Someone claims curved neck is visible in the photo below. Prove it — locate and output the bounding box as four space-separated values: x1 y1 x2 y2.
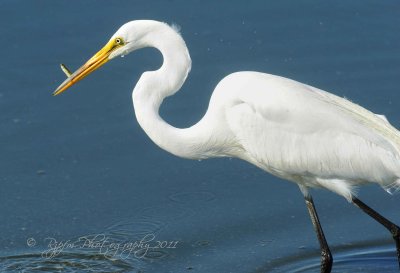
132 23 214 159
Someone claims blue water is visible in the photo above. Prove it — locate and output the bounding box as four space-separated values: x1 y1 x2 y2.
1 0 400 272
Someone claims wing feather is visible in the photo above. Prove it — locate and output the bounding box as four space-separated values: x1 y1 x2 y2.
220 72 400 188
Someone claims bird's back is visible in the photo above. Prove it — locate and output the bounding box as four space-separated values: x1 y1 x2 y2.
209 71 400 198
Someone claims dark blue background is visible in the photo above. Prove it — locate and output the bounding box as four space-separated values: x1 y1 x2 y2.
1 1 399 272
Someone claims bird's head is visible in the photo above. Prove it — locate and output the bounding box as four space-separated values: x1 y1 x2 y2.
53 21 144 96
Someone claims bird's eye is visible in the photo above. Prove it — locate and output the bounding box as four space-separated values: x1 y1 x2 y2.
115 38 124 45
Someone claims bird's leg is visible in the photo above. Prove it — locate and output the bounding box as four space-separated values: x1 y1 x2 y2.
304 195 333 273
351 196 400 268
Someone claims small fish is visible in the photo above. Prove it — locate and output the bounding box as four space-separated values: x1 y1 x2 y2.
60 63 72 77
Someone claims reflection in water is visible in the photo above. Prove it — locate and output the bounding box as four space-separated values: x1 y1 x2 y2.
259 241 398 273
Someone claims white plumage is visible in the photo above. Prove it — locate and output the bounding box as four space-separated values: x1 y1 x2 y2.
115 21 400 202
218 72 400 200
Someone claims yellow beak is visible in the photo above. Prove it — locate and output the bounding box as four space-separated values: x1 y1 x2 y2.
53 39 118 96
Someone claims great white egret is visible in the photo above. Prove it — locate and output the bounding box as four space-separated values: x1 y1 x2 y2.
53 20 400 272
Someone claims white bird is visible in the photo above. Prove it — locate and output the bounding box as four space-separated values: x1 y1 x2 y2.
53 20 400 272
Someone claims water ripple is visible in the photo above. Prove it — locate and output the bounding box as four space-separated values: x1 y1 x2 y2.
104 219 170 261
105 219 167 242
259 242 398 273
0 252 140 273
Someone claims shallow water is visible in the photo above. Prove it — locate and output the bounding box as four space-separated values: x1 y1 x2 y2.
1 0 400 272
264 241 399 273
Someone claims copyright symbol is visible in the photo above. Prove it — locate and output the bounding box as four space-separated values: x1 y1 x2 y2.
27 238 36 247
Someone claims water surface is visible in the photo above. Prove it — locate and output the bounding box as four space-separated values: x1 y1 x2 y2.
1 0 400 272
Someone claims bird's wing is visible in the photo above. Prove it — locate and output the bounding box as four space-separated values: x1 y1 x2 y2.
222 73 400 187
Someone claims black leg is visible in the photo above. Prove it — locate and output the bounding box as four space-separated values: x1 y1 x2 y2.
352 196 400 268
304 195 333 273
